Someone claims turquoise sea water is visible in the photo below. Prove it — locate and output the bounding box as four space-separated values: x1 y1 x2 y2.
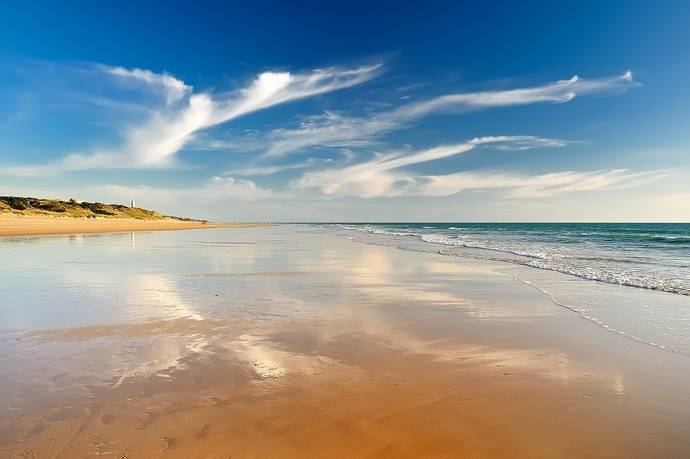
320 223 690 355
325 223 690 295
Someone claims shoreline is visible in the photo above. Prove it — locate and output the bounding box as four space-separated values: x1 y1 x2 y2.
0 215 264 237
337 224 690 356
1 225 689 457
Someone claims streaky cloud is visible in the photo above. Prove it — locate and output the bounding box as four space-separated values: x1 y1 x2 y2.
295 136 568 197
102 65 192 105
295 136 662 199
226 158 333 177
102 62 382 169
1 62 383 175
420 168 665 199
263 71 636 157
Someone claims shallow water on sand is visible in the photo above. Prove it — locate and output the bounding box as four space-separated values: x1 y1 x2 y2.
1 226 689 457
326 224 690 356
327 223 690 295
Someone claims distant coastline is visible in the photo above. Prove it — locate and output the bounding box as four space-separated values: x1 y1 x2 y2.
0 196 205 222
0 196 262 237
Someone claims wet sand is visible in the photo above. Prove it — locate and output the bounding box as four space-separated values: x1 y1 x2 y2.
0 215 261 237
1 226 689 457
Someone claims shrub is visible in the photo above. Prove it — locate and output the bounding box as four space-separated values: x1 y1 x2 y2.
36 201 67 213
1 196 31 210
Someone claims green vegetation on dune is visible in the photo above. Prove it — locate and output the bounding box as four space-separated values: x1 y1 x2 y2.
0 196 205 222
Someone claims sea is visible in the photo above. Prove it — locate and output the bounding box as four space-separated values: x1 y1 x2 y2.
318 223 690 355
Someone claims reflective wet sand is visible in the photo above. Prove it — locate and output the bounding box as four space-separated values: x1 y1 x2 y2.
1 226 689 457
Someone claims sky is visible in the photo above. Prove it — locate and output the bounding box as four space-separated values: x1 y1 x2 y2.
0 1 689 222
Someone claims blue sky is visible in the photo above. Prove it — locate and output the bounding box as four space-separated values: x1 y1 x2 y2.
1 1 689 221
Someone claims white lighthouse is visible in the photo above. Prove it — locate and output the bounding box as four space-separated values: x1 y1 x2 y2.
130 200 136 208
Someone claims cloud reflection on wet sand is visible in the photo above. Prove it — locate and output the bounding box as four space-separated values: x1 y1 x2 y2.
1 226 688 457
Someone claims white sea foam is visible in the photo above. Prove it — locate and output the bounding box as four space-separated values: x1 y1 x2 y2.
327 222 690 356
336 224 690 296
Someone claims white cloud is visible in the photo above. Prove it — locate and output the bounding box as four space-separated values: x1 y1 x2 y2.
203 176 274 200
226 164 304 177
296 136 567 197
107 63 381 169
392 71 635 118
226 157 332 176
419 169 665 199
295 136 663 199
264 111 396 157
102 65 192 105
1 62 383 175
263 71 636 157
2 63 659 216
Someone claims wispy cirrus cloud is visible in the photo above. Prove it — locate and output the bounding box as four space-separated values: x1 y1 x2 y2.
262 71 635 157
419 169 665 199
295 136 566 197
101 65 192 105
295 135 663 198
1 62 383 175
226 157 335 177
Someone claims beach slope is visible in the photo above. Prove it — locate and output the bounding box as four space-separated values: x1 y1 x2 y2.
0 196 259 236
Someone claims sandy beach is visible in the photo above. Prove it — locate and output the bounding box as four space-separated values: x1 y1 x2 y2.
1 225 689 458
3 1 689 457
0 215 261 237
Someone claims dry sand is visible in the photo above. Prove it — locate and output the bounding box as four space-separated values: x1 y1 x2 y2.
0 215 261 237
